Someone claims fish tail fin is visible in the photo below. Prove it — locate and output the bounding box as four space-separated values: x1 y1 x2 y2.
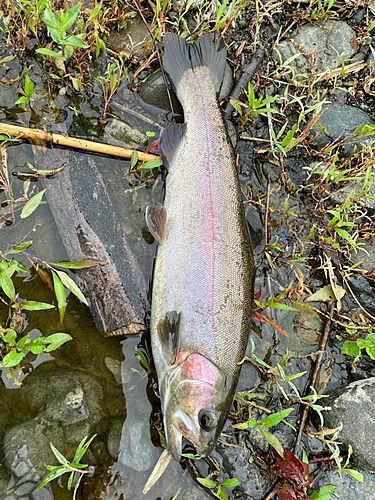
163 32 227 94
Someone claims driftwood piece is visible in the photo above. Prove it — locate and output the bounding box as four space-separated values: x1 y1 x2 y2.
40 140 148 336
0 122 159 162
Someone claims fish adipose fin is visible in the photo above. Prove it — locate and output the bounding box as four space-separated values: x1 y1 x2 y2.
145 203 167 243
159 123 186 169
163 32 227 94
157 311 181 364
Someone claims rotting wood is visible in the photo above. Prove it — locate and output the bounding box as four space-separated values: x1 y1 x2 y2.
0 122 160 162
36 128 149 336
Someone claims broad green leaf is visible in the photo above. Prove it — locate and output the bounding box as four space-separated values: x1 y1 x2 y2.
9 240 33 253
36 48 63 59
259 427 284 457
216 486 228 500
306 284 345 303
54 259 105 269
20 189 46 219
261 408 294 428
230 99 243 115
4 330 17 345
140 160 163 170
130 150 139 168
18 300 55 311
27 337 48 354
34 465 68 491
15 96 28 106
50 442 69 465
310 484 336 500
65 35 89 49
0 349 25 367
232 418 257 430
0 276 15 300
52 271 67 323
365 343 375 360
345 468 364 483
17 334 29 348
62 3 81 30
24 74 34 97
44 332 72 352
197 478 216 489
55 270 88 306
220 478 240 488
341 341 361 358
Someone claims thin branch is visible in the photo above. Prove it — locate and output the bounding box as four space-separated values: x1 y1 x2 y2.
0 123 159 162
224 47 266 117
294 303 335 455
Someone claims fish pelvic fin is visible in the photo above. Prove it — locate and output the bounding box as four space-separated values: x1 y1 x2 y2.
163 32 227 94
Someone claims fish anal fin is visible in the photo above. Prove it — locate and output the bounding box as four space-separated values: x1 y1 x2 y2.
145 203 167 243
157 311 181 365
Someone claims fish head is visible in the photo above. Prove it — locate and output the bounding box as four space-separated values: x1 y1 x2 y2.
161 352 227 460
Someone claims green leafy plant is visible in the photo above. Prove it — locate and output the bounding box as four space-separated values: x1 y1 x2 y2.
197 476 240 500
342 332 375 360
310 484 336 500
15 73 35 108
230 82 279 123
233 408 294 457
35 434 96 497
0 329 72 368
36 4 89 74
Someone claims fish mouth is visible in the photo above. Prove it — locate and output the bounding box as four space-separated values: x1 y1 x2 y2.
166 410 215 461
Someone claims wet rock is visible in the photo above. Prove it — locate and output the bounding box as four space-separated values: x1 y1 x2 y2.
323 378 375 471
345 274 375 315
106 15 149 58
107 418 123 459
21 371 104 425
104 117 148 146
216 433 273 499
138 68 182 113
290 311 322 355
104 357 123 385
313 467 375 499
117 420 154 471
312 104 374 155
274 21 357 73
351 238 375 274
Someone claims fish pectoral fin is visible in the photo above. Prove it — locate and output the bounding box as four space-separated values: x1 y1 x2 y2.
157 311 181 364
160 123 186 169
145 203 167 244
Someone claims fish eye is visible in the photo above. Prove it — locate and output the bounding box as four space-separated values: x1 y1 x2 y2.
198 409 217 432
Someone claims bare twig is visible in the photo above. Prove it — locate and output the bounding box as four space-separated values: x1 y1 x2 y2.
0 123 159 162
224 47 266 117
294 303 335 455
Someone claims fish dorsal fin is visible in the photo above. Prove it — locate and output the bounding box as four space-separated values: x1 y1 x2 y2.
163 33 227 94
157 311 181 365
145 203 167 243
160 123 186 169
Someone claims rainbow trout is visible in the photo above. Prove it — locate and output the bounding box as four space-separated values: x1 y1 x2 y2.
147 33 255 460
